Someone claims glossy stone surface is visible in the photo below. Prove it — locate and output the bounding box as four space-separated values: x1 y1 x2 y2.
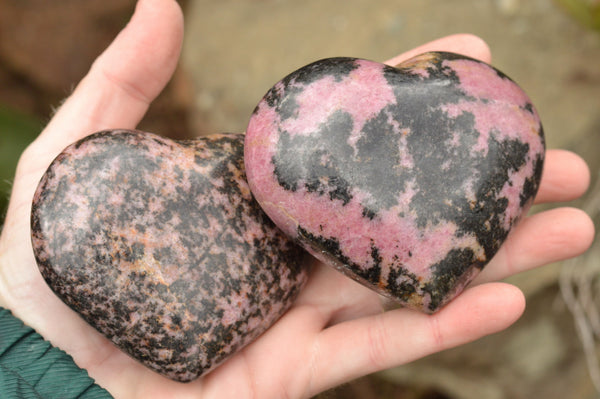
31 130 308 382
244 52 545 313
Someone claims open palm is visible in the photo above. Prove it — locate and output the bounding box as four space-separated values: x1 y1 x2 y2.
0 1 594 398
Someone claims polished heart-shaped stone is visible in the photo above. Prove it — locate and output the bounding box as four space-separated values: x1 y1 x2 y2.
31 130 308 382
244 52 545 313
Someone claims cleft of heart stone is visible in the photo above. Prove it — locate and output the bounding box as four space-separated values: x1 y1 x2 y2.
31 130 308 382
244 51 545 313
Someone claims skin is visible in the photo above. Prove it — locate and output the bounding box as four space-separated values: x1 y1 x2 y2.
0 0 595 397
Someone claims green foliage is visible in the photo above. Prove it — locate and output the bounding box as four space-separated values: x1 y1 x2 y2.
0 106 41 226
555 0 600 31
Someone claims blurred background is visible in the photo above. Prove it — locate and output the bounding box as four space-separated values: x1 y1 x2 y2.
1 0 599 397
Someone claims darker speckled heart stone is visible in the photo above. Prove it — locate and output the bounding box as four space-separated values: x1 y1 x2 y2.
31 130 308 382
244 52 545 313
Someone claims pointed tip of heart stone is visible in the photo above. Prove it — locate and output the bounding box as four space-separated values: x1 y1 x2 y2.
31 129 308 381
245 52 544 313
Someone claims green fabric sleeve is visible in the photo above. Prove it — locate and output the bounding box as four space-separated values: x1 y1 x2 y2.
0 307 113 399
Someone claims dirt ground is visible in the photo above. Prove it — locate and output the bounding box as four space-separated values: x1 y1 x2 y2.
1 1 600 398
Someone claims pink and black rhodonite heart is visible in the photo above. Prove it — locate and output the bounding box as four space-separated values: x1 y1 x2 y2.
31 130 308 382
244 52 545 313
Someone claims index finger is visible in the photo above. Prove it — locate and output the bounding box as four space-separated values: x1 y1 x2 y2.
534 149 590 204
384 33 492 66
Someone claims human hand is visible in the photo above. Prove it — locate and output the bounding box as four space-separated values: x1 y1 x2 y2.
0 0 594 397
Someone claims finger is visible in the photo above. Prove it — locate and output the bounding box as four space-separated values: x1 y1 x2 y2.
308 282 525 396
472 207 595 285
32 0 184 161
295 260 385 326
385 33 491 66
534 149 591 204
